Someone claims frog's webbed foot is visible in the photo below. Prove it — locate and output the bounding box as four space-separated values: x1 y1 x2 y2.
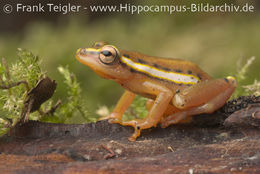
121 120 141 141
101 113 162 141
99 113 122 124
100 116 143 141
99 113 143 141
118 119 156 141
160 112 191 128
102 82 173 141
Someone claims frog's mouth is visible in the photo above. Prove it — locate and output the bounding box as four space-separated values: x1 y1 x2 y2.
76 48 100 65
76 48 108 74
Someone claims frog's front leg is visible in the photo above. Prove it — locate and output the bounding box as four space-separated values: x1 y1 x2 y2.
161 76 237 128
99 90 136 123
119 81 173 141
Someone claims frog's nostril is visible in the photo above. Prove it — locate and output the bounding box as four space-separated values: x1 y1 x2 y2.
79 48 88 55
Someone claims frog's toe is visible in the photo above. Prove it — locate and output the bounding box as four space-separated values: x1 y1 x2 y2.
120 120 138 127
128 128 141 141
99 116 116 122
161 122 171 128
160 112 190 128
128 136 136 142
108 118 121 124
99 113 122 121
120 119 157 141
98 116 110 121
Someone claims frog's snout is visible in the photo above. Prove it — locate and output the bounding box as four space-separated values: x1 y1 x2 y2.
76 48 101 57
76 48 88 56
76 48 82 54
76 48 82 61
76 47 101 66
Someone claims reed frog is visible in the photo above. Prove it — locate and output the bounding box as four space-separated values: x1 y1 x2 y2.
76 42 237 141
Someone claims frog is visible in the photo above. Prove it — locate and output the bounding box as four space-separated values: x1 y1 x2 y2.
76 41 237 141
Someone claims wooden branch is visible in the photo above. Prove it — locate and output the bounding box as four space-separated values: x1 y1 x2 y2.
0 80 29 91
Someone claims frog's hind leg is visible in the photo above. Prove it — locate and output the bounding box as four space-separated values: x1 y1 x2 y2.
146 99 190 123
145 99 154 111
161 76 237 128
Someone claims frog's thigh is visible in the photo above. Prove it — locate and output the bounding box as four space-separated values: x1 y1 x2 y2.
161 77 237 128
172 77 237 110
120 81 174 141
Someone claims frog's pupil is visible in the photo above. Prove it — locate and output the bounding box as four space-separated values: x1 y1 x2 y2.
102 50 112 57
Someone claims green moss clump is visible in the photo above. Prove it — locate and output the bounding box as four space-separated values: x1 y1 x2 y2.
122 96 148 121
0 49 44 135
47 66 96 123
0 49 95 136
233 57 259 98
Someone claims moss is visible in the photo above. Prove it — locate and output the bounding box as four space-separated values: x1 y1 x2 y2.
123 96 148 121
0 49 44 135
243 80 260 96
0 49 95 136
233 57 258 98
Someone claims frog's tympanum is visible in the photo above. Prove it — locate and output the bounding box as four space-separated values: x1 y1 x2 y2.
76 42 237 141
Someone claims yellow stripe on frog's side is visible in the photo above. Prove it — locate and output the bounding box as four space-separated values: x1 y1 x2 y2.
121 56 200 85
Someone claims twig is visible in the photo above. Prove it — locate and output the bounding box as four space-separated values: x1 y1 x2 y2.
24 98 34 122
2 58 11 82
168 146 174 152
0 72 3 84
76 105 92 122
100 145 115 159
39 100 62 116
0 81 30 91
0 59 30 91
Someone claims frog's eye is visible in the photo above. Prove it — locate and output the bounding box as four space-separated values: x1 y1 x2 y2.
93 41 108 48
99 46 118 65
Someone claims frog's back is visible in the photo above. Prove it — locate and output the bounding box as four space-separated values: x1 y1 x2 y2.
120 50 211 83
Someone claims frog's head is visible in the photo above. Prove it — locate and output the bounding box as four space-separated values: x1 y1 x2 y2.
76 42 131 80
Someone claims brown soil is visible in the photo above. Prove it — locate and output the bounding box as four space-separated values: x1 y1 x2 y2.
0 96 259 174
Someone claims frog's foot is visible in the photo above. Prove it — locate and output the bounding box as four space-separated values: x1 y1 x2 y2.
99 113 122 124
119 119 157 141
160 112 189 128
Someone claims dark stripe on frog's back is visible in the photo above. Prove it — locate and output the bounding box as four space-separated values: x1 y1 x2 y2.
120 50 212 81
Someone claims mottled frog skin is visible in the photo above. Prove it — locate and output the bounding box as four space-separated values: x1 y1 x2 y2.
76 42 237 141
